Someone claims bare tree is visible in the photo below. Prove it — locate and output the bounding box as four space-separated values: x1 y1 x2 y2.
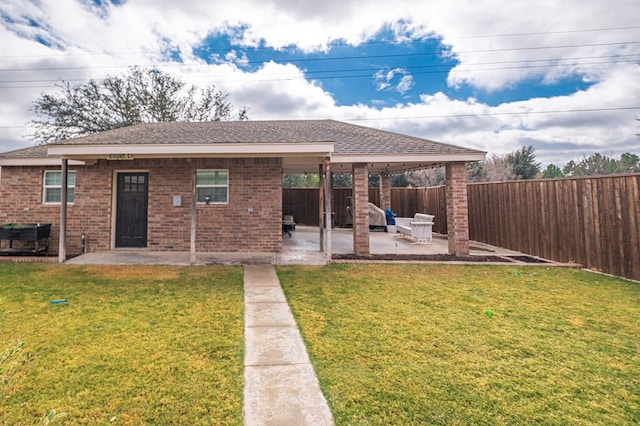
409 167 446 187
467 154 516 182
30 67 247 144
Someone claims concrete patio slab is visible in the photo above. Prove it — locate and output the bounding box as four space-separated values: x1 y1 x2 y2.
283 225 527 257
64 225 534 266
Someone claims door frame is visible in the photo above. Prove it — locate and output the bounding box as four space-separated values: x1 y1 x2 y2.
111 170 149 249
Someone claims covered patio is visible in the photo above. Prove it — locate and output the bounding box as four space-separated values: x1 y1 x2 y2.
64 225 537 266
283 225 535 263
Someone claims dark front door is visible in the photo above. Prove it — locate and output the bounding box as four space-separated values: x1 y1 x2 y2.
116 173 148 248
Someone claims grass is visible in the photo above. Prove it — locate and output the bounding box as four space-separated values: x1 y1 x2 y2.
3 262 639 424
277 264 640 425
0 264 244 425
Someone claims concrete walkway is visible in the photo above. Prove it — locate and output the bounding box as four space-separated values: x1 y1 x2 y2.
243 264 333 425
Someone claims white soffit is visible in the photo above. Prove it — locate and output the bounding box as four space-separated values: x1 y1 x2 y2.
332 153 486 164
47 142 335 158
0 158 86 166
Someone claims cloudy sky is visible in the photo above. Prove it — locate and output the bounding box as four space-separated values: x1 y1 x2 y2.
1 0 639 167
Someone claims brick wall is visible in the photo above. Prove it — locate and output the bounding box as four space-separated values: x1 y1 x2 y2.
0 157 283 256
189 158 282 253
0 165 89 255
445 162 470 255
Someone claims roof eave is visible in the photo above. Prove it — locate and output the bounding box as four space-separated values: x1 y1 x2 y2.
332 152 486 164
0 158 87 166
47 142 335 159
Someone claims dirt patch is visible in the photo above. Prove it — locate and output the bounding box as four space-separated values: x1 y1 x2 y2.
504 255 551 264
0 255 58 263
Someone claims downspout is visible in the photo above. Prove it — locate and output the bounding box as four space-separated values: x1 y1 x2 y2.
58 158 68 263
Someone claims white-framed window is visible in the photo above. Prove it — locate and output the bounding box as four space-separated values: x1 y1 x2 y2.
43 170 76 204
196 169 228 204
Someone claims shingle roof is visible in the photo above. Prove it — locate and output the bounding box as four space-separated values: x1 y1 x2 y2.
0 144 51 159
0 120 484 160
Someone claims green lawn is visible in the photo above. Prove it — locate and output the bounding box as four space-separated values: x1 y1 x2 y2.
3 263 639 425
0 264 244 425
277 264 640 425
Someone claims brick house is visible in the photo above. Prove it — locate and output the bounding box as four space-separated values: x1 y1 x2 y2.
0 120 485 262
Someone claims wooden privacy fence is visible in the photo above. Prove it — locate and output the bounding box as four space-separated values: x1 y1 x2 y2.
465 174 640 282
283 173 640 282
283 187 446 231
283 188 380 228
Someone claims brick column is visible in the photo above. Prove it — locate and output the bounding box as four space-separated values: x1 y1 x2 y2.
445 162 470 256
352 163 370 255
379 172 391 210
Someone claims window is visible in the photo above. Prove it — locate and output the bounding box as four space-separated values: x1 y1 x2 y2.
43 171 76 204
196 170 228 204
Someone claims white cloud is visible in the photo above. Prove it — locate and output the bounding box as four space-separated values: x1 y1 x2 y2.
0 0 638 167
396 74 415 95
374 68 415 95
214 61 338 118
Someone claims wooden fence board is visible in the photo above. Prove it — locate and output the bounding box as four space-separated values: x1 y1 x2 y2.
585 178 596 269
547 181 559 261
526 182 537 256
626 176 640 280
613 177 625 278
569 180 580 264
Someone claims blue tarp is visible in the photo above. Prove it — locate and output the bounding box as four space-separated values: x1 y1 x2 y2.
385 208 396 225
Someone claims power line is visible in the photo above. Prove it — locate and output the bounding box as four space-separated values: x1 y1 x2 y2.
346 106 640 121
2 106 638 129
1 25 640 60
1 55 638 89
2 53 639 84
0 40 639 74
450 25 640 39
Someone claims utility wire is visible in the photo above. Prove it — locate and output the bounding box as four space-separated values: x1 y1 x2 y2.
346 106 640 121
2 106 639 129
2 53 639 85
0 40 639 73
450 25 640 39
1 56 638 88
1 25 639 59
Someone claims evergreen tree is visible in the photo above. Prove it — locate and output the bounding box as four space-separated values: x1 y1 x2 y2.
506 145 541 179
542 164 565 179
